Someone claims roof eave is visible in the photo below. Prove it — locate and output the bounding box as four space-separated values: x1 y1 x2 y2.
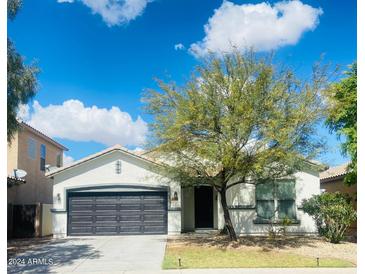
21 122 68 151
46 146 162 178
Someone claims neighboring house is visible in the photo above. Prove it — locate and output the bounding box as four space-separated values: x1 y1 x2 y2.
320 163 357 237
7 122 68 238
47 144 322 237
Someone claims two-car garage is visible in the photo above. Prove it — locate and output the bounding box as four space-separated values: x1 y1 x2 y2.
48 145 181 238
68 191 168 236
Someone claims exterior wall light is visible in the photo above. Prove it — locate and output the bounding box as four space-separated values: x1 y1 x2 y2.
171 191 178 201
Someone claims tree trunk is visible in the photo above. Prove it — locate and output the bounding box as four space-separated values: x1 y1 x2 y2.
219 188 238 241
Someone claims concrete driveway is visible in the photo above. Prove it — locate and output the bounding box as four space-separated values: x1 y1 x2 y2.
7 235 167 273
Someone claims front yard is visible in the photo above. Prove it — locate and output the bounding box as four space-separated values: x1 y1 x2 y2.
163 234 356 269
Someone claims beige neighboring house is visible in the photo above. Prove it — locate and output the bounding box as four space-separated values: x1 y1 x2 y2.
7 122 68 238
320 163 357 238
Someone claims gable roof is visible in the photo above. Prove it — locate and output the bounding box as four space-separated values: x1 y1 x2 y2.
21 122 68 151
320 163 349 183
45 144 161 178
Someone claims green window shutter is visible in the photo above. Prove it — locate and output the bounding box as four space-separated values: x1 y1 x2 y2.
256 200 275 219
278 200 296 219
256 183 275 200
276 181 296 200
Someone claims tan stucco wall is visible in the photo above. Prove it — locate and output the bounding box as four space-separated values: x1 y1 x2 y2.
8 132 21 204
7 133 19 176
321 178 357 201
7 126 64 204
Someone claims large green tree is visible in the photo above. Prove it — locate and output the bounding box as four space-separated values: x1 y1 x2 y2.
7 0 39 142
143 52 328 241
325 63 357 185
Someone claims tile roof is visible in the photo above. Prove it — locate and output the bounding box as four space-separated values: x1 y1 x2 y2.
320 163 349 182
21 122 68 151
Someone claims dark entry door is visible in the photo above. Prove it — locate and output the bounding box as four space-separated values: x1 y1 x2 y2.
68 191 167 236
194 186 213 228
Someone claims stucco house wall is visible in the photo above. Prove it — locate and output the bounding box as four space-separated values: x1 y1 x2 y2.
7 123 66 204
49 144 320 237
180 166 320 235
219 168 320 235
50 149 181 238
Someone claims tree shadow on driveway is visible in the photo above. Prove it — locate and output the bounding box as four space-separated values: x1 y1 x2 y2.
7 238 101 273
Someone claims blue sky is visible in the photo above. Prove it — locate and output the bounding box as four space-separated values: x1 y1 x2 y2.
8 0 356 165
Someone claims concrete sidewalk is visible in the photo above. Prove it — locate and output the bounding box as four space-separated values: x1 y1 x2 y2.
61 268 357 274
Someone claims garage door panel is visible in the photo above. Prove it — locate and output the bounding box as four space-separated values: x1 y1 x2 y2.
119 226 142 233
144 204 165 211
95 226 118 233
70 215 93 222
120 204 142 210
70 204 93 210
95 197 119 203
120 197 142 201
95 204 117 210
69 226 93 234
68 191 167 236
144 226 167 233
95 215 118 222
69 197 94 204
144 214 165 221
94 221 119 226
119 221 143 226
120 215 142 221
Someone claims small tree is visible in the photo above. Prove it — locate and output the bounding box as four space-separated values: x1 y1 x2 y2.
7 0 39 142
143 52 327 241
302 192 356 243
325 63 357 185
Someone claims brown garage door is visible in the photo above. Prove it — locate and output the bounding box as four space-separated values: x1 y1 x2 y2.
67 191 168 236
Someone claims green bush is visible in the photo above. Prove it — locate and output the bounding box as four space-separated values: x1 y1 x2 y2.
302 192 356 243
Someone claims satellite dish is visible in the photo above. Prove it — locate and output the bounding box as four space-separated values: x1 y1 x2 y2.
14 169 27 178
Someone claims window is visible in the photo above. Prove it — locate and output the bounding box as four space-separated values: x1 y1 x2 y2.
56 153 62 168
256 183 275 219
256 180 296 220
28 138 36 159
40 144 46 171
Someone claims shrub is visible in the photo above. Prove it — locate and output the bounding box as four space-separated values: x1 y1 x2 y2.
302 192 356 243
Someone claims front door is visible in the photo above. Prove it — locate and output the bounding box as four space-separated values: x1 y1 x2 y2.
194 186 213 228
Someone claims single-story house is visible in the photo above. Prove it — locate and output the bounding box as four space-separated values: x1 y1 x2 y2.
46 144 321 238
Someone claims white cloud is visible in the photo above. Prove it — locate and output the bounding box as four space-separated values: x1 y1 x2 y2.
190 0 323 57
58 0 152 26
23 100 148 147
63 153 75 165
174 43 185 51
